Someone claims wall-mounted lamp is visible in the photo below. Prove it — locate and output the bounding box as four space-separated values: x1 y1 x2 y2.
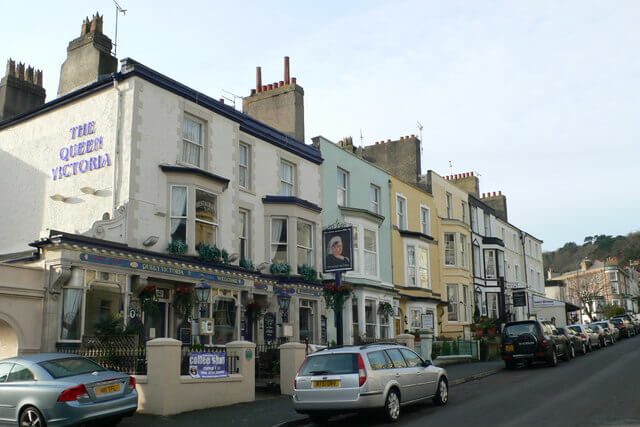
143 236 159 247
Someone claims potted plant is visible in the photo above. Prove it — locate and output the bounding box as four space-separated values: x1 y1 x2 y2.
298 265 318 282
167 240 188 255
138 285 159 317
270 263 291 276
245 300 265 321
173 287 194 322
378 302 394 318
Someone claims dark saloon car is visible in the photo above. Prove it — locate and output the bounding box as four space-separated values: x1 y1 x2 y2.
501 320 573 369
557 326 586 355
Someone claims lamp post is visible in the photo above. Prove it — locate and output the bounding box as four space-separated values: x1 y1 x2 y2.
278 294 291 323
194 282 211 345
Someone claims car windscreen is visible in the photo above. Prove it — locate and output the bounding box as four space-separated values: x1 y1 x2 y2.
299 353 358 376
38 357 106 379
503 323 538 338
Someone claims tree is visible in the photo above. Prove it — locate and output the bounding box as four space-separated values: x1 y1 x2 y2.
584 236 593 245
604 304 626 319
565 271 607 322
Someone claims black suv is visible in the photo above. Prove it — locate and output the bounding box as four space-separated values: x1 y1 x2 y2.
501 320 573 369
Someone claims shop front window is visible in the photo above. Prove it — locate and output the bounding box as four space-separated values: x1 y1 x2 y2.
213 299 236 344
84 282 122 336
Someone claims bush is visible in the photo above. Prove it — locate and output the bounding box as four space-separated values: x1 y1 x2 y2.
298 265 318 282
604 304 626 319
197 244 229 264
239 258 255 270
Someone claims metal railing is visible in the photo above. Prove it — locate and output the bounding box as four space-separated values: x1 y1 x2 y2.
55 338 147 375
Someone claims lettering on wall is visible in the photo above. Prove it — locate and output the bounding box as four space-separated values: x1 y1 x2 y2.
51 121 111 180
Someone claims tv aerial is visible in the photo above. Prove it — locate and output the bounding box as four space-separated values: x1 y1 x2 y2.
113 1 127 56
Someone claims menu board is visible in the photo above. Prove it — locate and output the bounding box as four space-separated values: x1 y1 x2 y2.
263 312 276 341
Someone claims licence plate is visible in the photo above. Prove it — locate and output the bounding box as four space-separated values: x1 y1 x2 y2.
313 380 340 388
505 344 514 352
95 383 121 395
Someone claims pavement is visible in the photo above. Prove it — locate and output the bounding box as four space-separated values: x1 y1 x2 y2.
119 360 505 427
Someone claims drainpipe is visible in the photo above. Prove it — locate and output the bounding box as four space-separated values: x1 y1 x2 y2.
112 76 124 214
520 231 530 319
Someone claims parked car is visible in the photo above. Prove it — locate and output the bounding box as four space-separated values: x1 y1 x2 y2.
0 353 138 427
611 314 640 334
592 321 620 342
610 317 635 338
567 324 601 351
589 324 614 347
557 326 586 355
292 343 448 423
501 320 573 369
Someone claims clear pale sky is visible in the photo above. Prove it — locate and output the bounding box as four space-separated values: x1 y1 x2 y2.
2 1 639 251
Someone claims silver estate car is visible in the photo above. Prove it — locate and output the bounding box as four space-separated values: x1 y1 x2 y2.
292 343 448 423
0 353 138 427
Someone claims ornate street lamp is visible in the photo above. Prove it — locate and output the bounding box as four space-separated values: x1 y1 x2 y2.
277 294 291 323
194 282 211 344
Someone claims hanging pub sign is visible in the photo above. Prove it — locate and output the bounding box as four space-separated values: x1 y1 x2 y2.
322 226 354 273
513 291 527 307
188 352 227 378
263 312 276 342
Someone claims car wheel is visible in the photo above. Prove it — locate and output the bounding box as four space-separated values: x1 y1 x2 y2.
602 337 608 348
562 345 571 361
548 349 558 367
433 378 449 406
309 413 330 424
20 406 46 427
587 342 593 352
569 345 576 359
581 343 587 355
384 388 401 422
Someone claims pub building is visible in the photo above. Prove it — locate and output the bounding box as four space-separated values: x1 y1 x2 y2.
0 15 326 356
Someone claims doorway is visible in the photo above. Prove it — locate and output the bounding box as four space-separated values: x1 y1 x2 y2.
0 319 19 359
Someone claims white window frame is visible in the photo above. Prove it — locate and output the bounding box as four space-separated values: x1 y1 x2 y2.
365 299 377 338
447 284 459 322
370 184 380 214
280 160 296 196
471 206 479 233
406 245 417 287
337 168 348 207
239 143 250 190
170 185 188 244
420 205 430 235
363 227 379 278
444 232 457 266
396 194 407 230
271 217 288 264
446 192 453 218
239 209 249 260
461 201 467 223
296 220 314 269
195 188 218 247
473 244 482 277
459 234 468 268
182 115 203 167
485 249 497 279
410 308 422 330
484 213 491 237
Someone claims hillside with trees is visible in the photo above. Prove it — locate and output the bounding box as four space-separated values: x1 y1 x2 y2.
543 232 640 274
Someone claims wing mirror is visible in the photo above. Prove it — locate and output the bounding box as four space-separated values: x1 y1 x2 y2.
422 360 431 367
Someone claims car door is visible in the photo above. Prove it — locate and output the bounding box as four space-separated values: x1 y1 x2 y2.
385 348 419 402
0 363 15 423
400 348 437 398
2 363 39 423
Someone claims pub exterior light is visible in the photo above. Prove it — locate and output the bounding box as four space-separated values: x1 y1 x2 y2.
194 282 211 304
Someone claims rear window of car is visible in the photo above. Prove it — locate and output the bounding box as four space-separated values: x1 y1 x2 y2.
7 364 34 382
299 354 358 376
38 357 106 379
367 351 393 370
569 326 582 334
504 323 538 338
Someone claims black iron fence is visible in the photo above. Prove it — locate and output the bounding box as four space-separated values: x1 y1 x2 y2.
180 345 239 376
55 335 147 375
255 339 287 389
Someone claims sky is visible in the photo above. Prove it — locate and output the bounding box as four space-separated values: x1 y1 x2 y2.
2 0 639 251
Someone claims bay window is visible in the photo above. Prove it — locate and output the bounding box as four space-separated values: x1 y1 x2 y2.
407 246 417 286
459 234 468 268
410 308 421 329
379 307 390 339
407 245 429 288
487 293 499 319
364 229 378 276
297 221 314 268
485 250 497 279
195 189 217 248
473 244 482 277
170 186 187 243
447 284 459 322
365 299 376 338
271 218 288 264
444 233 456 266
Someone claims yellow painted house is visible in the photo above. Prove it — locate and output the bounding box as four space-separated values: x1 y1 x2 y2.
425 171 474 339
388 175 443 336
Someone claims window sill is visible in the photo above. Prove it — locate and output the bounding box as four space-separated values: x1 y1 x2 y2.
239 187 256 196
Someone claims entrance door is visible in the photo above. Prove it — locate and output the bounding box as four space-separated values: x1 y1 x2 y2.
144 302 166 339
299 306 312 343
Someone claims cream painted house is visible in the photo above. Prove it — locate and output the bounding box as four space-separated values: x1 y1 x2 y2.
0 19 326 355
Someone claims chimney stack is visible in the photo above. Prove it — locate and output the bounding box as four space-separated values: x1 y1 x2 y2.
243 56 305 142
57 13 117 97
0 58 46 121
